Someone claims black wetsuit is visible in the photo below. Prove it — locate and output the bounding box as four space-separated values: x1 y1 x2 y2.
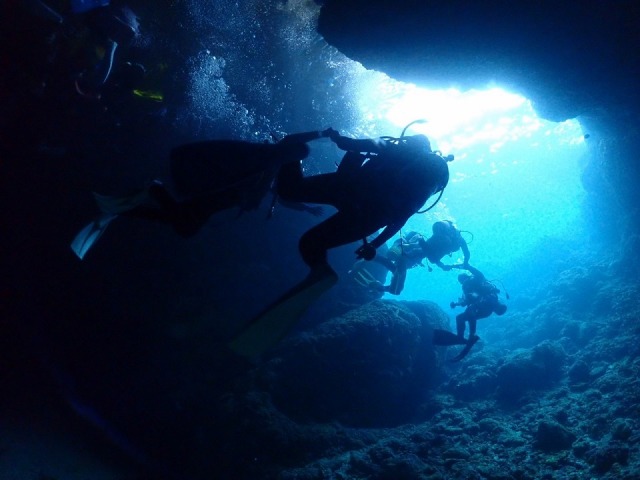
421 220 470 268
122 134 312 236
277 134 450 269
455 266 505 339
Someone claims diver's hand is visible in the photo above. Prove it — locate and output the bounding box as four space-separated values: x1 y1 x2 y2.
355 243 376 261
323 128 340 140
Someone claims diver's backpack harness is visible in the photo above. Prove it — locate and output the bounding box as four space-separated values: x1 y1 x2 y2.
353 121 454 257
375 136 452 214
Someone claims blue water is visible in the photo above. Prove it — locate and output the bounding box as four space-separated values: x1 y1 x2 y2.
5 1 625 479
180 2 589 318
183 0 590 313
397 116 587 310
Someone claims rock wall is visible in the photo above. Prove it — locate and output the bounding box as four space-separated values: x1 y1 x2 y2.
318 0 640 239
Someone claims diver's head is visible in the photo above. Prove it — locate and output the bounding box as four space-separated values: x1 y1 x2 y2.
404 134 431 154
458 273 471 284
495 303 508 316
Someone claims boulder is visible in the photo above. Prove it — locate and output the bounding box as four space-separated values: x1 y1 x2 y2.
263 300 449 427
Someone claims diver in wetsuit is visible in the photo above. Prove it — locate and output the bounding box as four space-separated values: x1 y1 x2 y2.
24 0 140 98
420 220 470 271
351 231 428 295
351 221 470 295
127 131 319 237
433 264 507 361
70 130 323 259
230 127 453 356
277 129 451 279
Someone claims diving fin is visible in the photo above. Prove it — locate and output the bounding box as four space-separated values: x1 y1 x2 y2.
450 335 480 362
432 329 467 346
70 213 118 260
229 267 338 357
93 189 152 215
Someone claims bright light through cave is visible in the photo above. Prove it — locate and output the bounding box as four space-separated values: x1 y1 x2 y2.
351 74 588 308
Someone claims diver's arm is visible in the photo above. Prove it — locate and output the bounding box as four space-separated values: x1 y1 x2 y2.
435 260 451 271
328 130 385 153
279 128 335 145
356 221 405 260
464 264 485 280
460 237 471 266
355 223 404 261
369 219 408 250
451 295 468 308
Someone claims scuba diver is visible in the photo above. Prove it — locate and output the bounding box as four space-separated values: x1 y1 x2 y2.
351 220 471 295
230 122 454 356
70 130 327 259
23 0 140 99
421 220 470 271
351 230 428 295
432 264 507 362
73 2 140 98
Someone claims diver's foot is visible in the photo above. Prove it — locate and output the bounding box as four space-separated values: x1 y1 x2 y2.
171 208 206 238
146 182 204 237
450 335 480 363
148 181 178 210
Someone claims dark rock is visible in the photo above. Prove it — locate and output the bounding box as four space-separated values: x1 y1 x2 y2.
534 420 576 452
572 438 594 458
554 409 569 425
477 418 503 434
611 418 634 441
447 366 497 401
378 453 428 480
568 359 590 383
442 446 471 460
495 341 566 400
318 0 640 123
587 441 630 473
264 300 449 427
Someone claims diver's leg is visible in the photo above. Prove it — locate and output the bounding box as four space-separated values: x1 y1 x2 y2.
298 211 368 270
171 192 241 237
456 313 468 339
387 264 407 295
120 183 228 237
121 205 172 223
468 318 477 337
386 273 399 295
450 315 480 362
117 183 176 223
277 162 341 206
396 265 408 294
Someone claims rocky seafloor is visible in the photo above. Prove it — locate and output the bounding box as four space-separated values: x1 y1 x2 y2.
221 248 640 480
2 247 639 480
